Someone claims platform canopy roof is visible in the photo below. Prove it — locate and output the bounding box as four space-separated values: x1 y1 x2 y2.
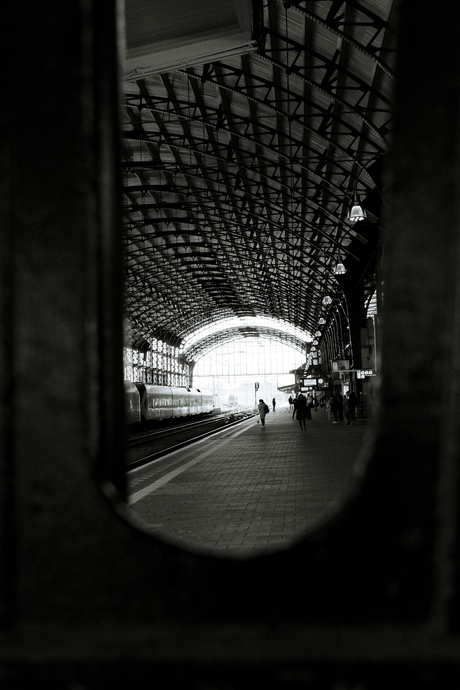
122 0 396 356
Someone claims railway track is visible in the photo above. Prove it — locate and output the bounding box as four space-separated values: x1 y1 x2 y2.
126 410 257 470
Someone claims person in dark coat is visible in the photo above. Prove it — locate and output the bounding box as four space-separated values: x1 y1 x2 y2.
344 395 352 425
347 390 358 421
330 396 339 423
295 393 308 430
337 394 344 422
292 394 298 419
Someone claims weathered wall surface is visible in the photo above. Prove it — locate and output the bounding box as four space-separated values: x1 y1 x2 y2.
1 0 460 686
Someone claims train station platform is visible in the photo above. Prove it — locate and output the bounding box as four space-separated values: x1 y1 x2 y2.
127 404 373 559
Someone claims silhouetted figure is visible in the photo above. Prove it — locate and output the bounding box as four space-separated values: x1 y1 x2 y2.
347 391 358 421
337 394 344 422
295 393 308 430
330 396 340 423
258 399 268 427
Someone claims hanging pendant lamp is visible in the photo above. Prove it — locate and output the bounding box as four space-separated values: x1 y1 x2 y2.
347 192 367 223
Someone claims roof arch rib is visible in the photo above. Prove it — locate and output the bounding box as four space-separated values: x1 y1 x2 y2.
185 326 308 363
122 0 395 350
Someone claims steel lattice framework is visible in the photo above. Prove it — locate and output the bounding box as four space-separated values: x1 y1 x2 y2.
122 0 396 360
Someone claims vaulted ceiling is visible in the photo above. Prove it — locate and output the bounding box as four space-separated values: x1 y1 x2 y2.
122 0 396 356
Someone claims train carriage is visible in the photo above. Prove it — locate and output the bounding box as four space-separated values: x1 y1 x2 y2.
124 381 141 427
171 386 190 417
188 388 202 415
200 390 214 414
135 383 174 423
126 383 215 426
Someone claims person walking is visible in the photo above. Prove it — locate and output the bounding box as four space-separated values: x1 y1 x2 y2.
305 393 313 420
337 394 344 422
272 397 276 411
292 394 298 419
344 393 354 425
295 392 308 430
326 396 333 423
258 398 268 427
330 396 339 424
347 390 358 421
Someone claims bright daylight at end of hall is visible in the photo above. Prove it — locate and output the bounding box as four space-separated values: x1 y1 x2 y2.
193 336 306 410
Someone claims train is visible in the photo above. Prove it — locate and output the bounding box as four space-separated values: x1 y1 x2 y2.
124 382 214 428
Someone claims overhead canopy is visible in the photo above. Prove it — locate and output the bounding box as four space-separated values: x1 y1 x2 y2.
122 0 395 357
184 326 309 363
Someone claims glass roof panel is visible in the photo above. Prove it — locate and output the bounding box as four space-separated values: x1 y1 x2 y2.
181 316 312 350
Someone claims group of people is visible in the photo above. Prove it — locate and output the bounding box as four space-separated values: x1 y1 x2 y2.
325 391 358 425
256 397 278 427
289 393 317 429
257 390 358 428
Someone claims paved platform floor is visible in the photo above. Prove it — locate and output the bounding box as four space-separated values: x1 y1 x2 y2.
127 404 373 559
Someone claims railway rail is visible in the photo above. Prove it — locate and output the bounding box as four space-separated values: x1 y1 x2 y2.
127 409 257 470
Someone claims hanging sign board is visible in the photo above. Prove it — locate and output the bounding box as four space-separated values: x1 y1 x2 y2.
302 378 317 386
357 369 376 378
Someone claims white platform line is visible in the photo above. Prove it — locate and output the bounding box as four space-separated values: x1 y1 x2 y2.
128 422 251 505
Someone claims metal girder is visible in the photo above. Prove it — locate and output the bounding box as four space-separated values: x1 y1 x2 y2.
279 0 395 78
122 0 394 356
184 327 308 362
124 75 384 187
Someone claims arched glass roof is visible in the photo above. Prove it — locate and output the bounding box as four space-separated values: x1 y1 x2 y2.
122 0 395 348
180 316 310 362
182 316 311 348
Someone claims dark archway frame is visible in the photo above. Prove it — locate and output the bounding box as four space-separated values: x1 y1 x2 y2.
1 0 460 683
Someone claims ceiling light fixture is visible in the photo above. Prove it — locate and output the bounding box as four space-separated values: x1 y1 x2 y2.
347 192 367 223
346 153 383 223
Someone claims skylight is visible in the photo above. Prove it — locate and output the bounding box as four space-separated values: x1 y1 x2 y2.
181 316 312 350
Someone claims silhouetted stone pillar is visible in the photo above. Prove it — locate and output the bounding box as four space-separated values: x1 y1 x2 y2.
0 1 126 626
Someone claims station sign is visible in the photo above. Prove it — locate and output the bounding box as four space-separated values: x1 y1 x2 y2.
357 369 376 378
302 378 317 386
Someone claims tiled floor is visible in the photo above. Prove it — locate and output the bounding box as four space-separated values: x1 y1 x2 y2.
127 404 373 559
